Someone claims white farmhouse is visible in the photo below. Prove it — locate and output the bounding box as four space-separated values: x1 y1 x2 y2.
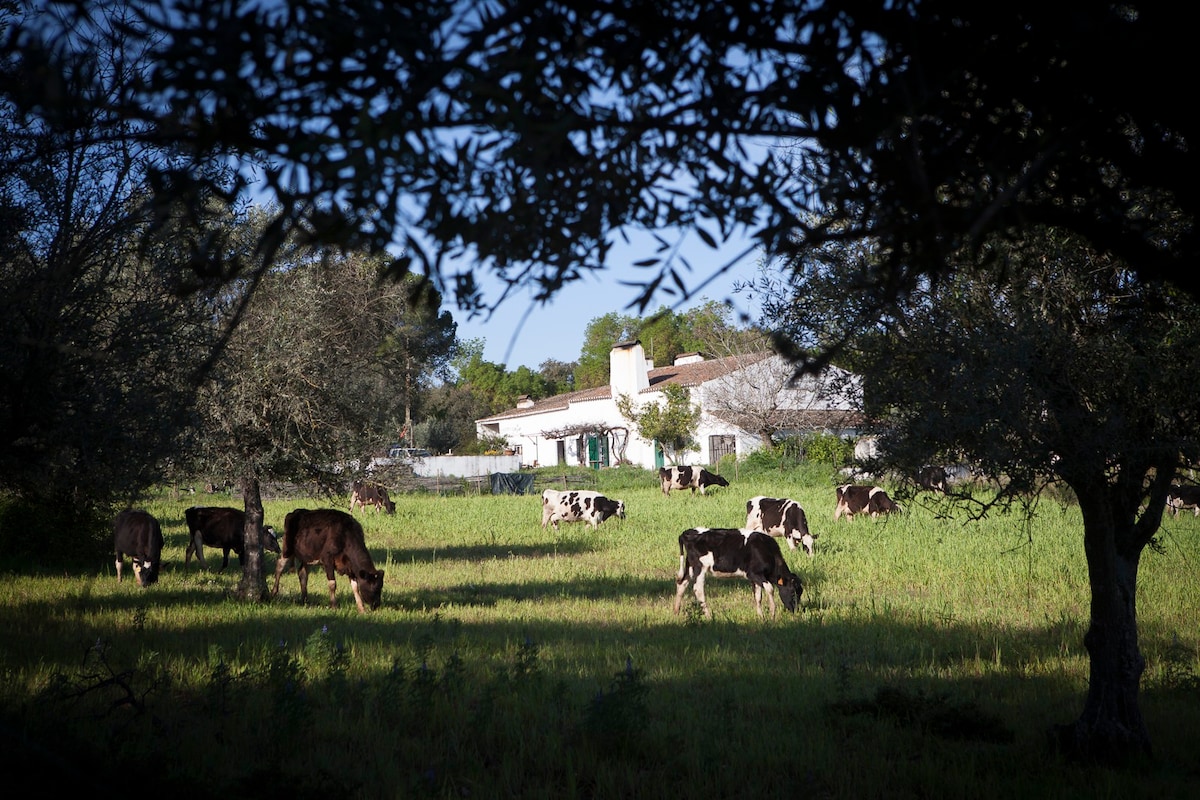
475 340 862 469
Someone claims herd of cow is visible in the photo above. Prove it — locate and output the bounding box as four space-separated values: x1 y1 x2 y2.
112 467 1200 619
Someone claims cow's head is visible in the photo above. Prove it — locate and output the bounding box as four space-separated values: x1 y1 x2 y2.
353 569 385 611
613 499 626 520
791 531 816 557
776 573 803 612
133 558 160 587
704 471 730 489
263 525 282 554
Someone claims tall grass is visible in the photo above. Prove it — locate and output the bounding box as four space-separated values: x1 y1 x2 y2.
1 464 1197 798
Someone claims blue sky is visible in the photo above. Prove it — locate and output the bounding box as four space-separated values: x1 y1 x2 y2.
446 236 768 371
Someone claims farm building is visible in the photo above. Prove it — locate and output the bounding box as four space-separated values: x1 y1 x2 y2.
475 340 863 469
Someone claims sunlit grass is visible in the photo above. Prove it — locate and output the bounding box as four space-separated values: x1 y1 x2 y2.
1 466 1198 797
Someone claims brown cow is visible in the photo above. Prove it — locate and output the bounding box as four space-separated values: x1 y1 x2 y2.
272 508 384 612
350 480 396 515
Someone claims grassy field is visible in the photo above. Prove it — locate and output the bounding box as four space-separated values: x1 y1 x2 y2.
1 464 1198 798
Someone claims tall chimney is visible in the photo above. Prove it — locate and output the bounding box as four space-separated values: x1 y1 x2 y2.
609 339 650 398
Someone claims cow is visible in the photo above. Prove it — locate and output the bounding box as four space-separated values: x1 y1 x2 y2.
916 466 948 493
659 466 730 496
745 496 815 556
1166 484 1200 517
673 528 803 619
541 488 626 531
184 506 280 570
272 508 385 612
350 480 396 515
834 484 903 520
113 509 164 587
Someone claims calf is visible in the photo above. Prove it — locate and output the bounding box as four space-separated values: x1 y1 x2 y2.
745 495 815 556
541 489 626 531
659 466 730 496
113 509 164 587
350 480 396 515
673 527 802 619
1166 484 1200 517
185 506 279 570
834 484 902 520
272 508 385 612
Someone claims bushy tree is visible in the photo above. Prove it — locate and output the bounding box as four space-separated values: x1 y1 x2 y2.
769 228 1200 761
616 383 700 465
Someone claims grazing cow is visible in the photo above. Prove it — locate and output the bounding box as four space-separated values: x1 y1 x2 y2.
113 509 164 587
349 480 396 515
541 489 626 531
1166 484 1200 517
184 506 280 570
659 466 730 496
745 495 815 556
916 466 948 493
674 528 802 619
272 508 385 612
834 484 903 521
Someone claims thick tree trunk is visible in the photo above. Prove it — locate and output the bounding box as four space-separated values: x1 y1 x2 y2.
236 476 269 602
1056 492 1153 763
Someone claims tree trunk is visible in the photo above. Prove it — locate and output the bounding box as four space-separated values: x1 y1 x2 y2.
235 475 269 602
1055 490 1153 763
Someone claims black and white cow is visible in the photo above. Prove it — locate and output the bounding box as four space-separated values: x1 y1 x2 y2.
1166 484 1200 517
184 506 280 570
745 495 815 556
834 484 902 521
272 508 385 612
113 509 164 587
659 466 730 496
673 528 803 619
541 489 626 531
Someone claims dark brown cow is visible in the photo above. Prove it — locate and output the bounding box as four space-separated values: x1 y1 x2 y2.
272 508 385 612
659 466 730 496
113 509 164 587
350 480 396 515
673 528 803 619
834 484 902 521
745 495 815 556
916 466 948 493
184 506 280 570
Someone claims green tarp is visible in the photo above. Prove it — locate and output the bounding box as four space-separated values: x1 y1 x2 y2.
490 472 536 495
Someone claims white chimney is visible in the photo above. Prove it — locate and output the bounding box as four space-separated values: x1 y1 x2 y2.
674 352 704 365
610 340 650 398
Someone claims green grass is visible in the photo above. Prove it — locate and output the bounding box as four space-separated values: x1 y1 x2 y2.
1 465 1198 798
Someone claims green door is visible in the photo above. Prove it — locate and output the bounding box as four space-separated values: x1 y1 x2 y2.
586 434 609 469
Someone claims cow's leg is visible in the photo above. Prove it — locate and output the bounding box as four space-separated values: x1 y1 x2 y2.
115 556 123 582
692 569 711 618
762 582 777 619
673 553 690 614
298 564 310 604
751 583 765 618
271 556 290 598
220 548 231 571
673 573 691 615
323 563 338 608
186 534 205 568
350 576 365 613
